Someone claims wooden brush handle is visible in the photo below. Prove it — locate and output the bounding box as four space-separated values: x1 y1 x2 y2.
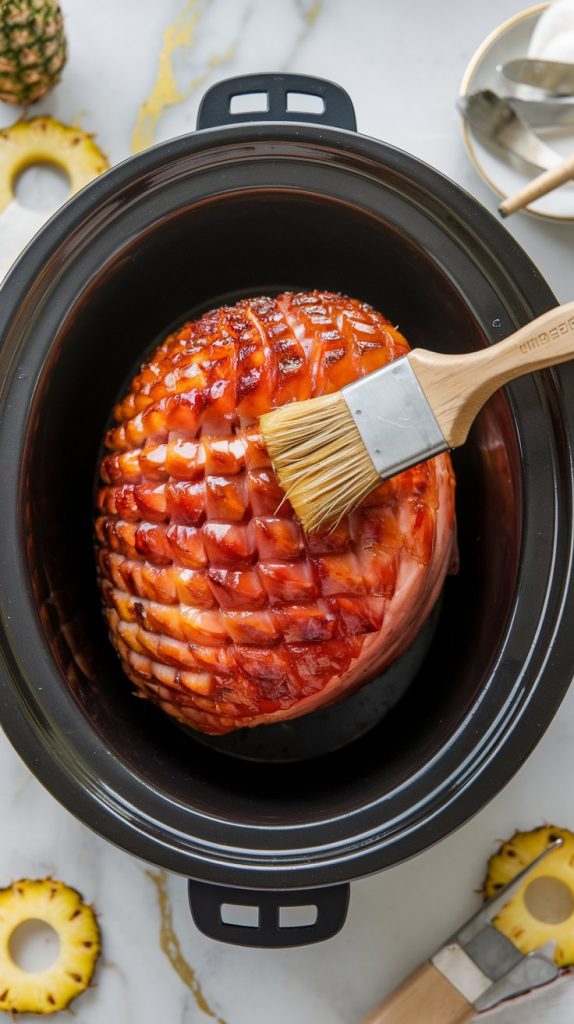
359 963 474 1024
409 301 574 447
499 151 574 217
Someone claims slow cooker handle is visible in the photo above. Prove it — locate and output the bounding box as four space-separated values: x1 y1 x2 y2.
196 73 357 131
188 879 350 948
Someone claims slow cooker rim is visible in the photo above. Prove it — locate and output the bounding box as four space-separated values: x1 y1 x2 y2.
0 122 573 888
0 120 553 342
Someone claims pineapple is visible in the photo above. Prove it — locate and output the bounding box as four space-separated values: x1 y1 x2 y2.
0 116 109 213
0 878 101 1014
0 0 67 106
484 825 574 967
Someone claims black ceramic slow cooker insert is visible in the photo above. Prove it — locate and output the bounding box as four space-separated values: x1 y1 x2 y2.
1 74 573 948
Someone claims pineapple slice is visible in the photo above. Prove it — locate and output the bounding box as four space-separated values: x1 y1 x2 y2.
0 116 109 213
0 878 101 1014
484 825 574 967
0 116 108 282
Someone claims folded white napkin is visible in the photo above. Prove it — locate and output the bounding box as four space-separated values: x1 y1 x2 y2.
528 0 574 62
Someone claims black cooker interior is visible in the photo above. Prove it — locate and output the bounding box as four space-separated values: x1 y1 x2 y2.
25 191 522 824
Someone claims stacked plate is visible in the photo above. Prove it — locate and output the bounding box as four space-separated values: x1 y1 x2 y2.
460 2 574 220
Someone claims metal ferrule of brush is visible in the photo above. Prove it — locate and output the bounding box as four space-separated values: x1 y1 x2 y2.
431 839 563 1012
342 356 447 478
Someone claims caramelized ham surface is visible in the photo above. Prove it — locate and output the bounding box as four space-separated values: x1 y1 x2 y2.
96 292 456 734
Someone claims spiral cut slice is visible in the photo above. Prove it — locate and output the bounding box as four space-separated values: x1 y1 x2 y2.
0 878 101 1014
484 825 574 967
0 116 109 213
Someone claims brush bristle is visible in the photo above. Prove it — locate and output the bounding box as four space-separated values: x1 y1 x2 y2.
260 392 381 532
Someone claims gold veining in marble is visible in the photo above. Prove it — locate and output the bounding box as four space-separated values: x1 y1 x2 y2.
131 0 237 154
147 869 227 1024
305 1 321 29
131 0 200 153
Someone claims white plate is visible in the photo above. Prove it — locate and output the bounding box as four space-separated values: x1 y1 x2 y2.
460 2 574 221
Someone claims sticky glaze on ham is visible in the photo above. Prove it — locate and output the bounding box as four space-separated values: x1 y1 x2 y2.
96 292 456 735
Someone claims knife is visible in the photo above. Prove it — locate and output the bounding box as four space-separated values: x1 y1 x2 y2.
502 58 574 96
360 839 563 1023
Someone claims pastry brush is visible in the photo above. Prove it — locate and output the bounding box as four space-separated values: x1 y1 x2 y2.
260 302 574 532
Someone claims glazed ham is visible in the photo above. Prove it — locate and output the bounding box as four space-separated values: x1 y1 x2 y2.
96 292 456 735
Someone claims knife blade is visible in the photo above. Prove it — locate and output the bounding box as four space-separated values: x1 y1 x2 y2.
503 58 574 96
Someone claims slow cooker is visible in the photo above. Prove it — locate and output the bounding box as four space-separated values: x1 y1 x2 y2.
0 74 573 947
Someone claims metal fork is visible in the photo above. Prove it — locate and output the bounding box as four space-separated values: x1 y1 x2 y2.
458 90 565 172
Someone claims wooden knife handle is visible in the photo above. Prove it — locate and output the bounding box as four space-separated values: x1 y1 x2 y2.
359 963 475 1024
499 150 574 217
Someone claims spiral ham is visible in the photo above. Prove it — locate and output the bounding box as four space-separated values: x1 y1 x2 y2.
96 291 456 735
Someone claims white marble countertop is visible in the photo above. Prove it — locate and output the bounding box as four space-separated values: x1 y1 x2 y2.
1 1 574 1022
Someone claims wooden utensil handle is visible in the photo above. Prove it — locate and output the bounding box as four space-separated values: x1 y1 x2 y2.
409 301 574 447
499 151 574 217
360 963 474 1024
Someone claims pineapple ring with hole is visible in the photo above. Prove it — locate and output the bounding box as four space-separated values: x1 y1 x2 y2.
0 878 101 1015
0 116 109 214
484 825 574 968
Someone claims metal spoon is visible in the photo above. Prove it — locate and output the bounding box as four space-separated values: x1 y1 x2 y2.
458 90 565 171
506 94 574 130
